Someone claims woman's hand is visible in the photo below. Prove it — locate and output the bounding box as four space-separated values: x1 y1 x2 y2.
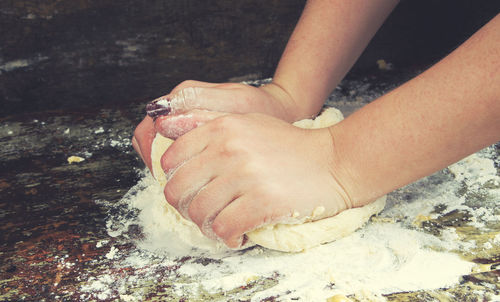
158 113 354 248
133 79 301 169
153 80 305 139
166 80 299 120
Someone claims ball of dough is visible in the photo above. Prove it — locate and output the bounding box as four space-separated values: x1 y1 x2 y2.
150 108 386 252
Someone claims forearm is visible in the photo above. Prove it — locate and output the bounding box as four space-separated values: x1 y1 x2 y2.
331 15 500 205
271 0 399 120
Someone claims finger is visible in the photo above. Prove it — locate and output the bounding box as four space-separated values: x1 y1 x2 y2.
159 123 213 183
210 195 257 248
154 109 227 139
133 116 156 171
162 151 219 219
187 175 242 239
212 194 290 249
170 80 220 95
168 86 247 114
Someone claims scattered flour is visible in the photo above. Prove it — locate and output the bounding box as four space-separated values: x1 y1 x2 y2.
494 234 500 245
81 145 499 301
96 239 109 248
94 127 105 134
109 137 131 149
105 246 119 260
448 153 499 188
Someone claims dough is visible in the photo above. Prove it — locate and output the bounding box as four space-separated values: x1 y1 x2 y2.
150 108 386 252
247 196 386 252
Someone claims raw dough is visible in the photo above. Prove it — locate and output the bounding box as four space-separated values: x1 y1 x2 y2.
150 108 386 252
247 196 386 252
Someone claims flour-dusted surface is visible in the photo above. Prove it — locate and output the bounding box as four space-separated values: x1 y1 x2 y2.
86 174 470 301
69 80 500 300
79 143 500 301
3 75 498 301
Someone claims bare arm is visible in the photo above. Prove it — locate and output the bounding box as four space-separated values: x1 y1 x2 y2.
331 14 500 206
134 0 399 166
271 0 399 120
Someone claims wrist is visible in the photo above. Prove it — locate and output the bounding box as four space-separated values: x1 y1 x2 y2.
260 81 324 122
326 124 384 208
258 82 299 122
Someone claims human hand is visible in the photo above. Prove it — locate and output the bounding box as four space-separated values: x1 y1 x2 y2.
158 113 353 248
151 80 300 139
133 79 298 169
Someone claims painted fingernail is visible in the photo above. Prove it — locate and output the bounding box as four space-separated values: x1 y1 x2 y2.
146 96 172 118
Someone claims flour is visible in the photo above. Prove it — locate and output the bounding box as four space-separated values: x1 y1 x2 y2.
124 173 227 255
448 153 499 188
80 145 499 300
176 224 472 300
105 246 119 260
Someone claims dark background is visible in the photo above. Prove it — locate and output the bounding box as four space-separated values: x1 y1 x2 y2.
1 0 498 118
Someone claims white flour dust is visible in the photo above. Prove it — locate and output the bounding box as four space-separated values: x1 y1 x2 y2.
81 146 500 301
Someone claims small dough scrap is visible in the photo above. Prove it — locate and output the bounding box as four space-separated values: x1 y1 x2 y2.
67 155 85 164
150 108 386 252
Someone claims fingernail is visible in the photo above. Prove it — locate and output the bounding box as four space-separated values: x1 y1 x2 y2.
146 96 172 119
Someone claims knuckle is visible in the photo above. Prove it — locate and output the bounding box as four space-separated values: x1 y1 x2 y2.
179 86 195 97
176 80 196 90
240 160 259 177
219 139 239 157
216 138 251 162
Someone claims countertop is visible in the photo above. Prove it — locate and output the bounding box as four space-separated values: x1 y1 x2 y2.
1 75 499 301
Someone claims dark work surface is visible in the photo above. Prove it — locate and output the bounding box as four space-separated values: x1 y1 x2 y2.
1 71 499 301
0 103 144 300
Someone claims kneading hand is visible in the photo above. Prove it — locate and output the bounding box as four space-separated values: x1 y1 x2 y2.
133 80 298 170
158 113 353 248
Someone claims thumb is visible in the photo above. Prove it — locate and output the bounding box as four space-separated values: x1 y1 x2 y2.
154 109 227 139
